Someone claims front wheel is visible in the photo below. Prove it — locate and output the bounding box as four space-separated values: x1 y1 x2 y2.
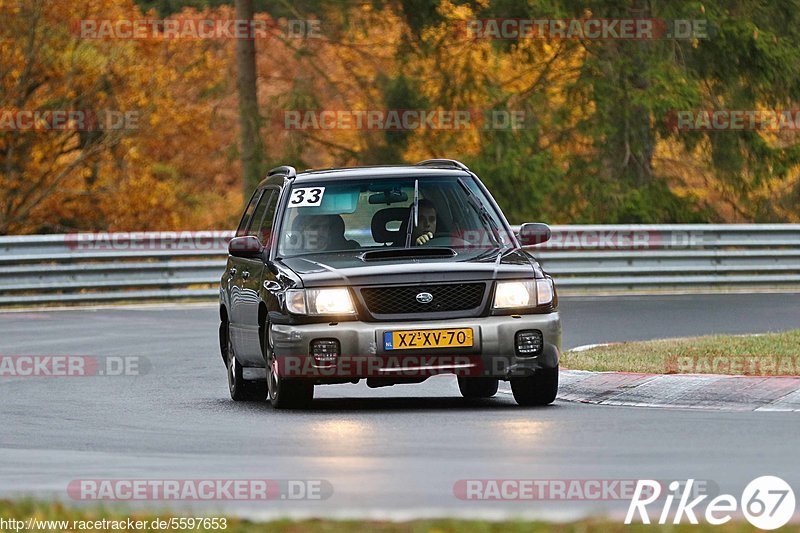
264 325 313 409
267 353 314 409
225 323 265 401
510 366 558 406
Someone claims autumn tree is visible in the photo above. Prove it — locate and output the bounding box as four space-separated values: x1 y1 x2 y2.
4 0 800 234
0 0 240 233
234 0 265 194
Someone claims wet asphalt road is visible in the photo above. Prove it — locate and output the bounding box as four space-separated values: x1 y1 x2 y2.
0 293 798 520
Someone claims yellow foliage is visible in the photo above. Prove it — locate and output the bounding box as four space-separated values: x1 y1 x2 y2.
1 0 797 233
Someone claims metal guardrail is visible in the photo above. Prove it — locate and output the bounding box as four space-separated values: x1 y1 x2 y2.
0 225 799 305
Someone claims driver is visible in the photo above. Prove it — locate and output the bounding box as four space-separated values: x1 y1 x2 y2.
412 199 437 245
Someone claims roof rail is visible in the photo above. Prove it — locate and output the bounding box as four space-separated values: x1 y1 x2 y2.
415 159 469 171
267 165 297 179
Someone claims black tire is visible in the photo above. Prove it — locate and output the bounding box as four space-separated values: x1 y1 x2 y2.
510 366 559 406
225 322 265 402
457 377 499 398
264 325 313 409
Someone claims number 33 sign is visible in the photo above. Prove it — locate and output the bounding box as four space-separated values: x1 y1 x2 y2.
289 187 325 207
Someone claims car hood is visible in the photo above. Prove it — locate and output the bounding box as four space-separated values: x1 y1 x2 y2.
277 248 543 287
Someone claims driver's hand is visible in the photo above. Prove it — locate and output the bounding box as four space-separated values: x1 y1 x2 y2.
415 232 433 245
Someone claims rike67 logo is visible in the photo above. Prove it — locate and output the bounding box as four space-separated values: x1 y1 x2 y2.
626 476 796 530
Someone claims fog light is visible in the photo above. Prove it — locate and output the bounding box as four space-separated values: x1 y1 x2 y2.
311 339 340 364
515 330 543 356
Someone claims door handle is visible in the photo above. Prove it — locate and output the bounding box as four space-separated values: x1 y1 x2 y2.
242 270 250 280
229 267 237 276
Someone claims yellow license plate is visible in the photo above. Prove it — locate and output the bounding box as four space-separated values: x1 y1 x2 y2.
384 328 473 350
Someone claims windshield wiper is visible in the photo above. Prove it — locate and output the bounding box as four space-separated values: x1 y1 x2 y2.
457 178 503 247
404 179 419 248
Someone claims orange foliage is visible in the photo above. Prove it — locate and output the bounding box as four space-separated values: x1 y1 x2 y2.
0 0 239 233
1 0 797 233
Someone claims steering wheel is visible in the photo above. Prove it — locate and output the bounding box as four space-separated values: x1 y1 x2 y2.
425 235 472 247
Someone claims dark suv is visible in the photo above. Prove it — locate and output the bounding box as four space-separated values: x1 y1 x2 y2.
219 159 560 408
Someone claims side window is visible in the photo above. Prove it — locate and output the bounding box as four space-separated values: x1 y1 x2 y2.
245 190 274 240
236 190 262 237
255 190 279 247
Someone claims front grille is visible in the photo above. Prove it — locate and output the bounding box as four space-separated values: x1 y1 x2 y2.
360 283 486 315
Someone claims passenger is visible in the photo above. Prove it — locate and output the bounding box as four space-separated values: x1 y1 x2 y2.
293 214 358 252
292 214 330 252
327 214 360 250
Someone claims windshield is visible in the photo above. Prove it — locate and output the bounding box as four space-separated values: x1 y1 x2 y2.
276 175 509 258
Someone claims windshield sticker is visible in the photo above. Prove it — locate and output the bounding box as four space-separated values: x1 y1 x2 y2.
288 187 325 207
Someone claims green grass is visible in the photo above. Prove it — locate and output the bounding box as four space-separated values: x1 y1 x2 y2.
561 329 800 375
0 500 778 532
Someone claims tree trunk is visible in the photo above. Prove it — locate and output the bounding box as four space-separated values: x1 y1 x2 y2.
235 0 264 199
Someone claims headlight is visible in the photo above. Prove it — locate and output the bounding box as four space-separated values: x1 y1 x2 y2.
285 288 356 315
493 279 554 309
493 280 534 308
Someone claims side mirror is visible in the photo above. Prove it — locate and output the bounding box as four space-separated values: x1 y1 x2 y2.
228 235 263 258
517 223 551 246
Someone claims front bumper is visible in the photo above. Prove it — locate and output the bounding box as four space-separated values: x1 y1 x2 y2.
271 313 561 380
